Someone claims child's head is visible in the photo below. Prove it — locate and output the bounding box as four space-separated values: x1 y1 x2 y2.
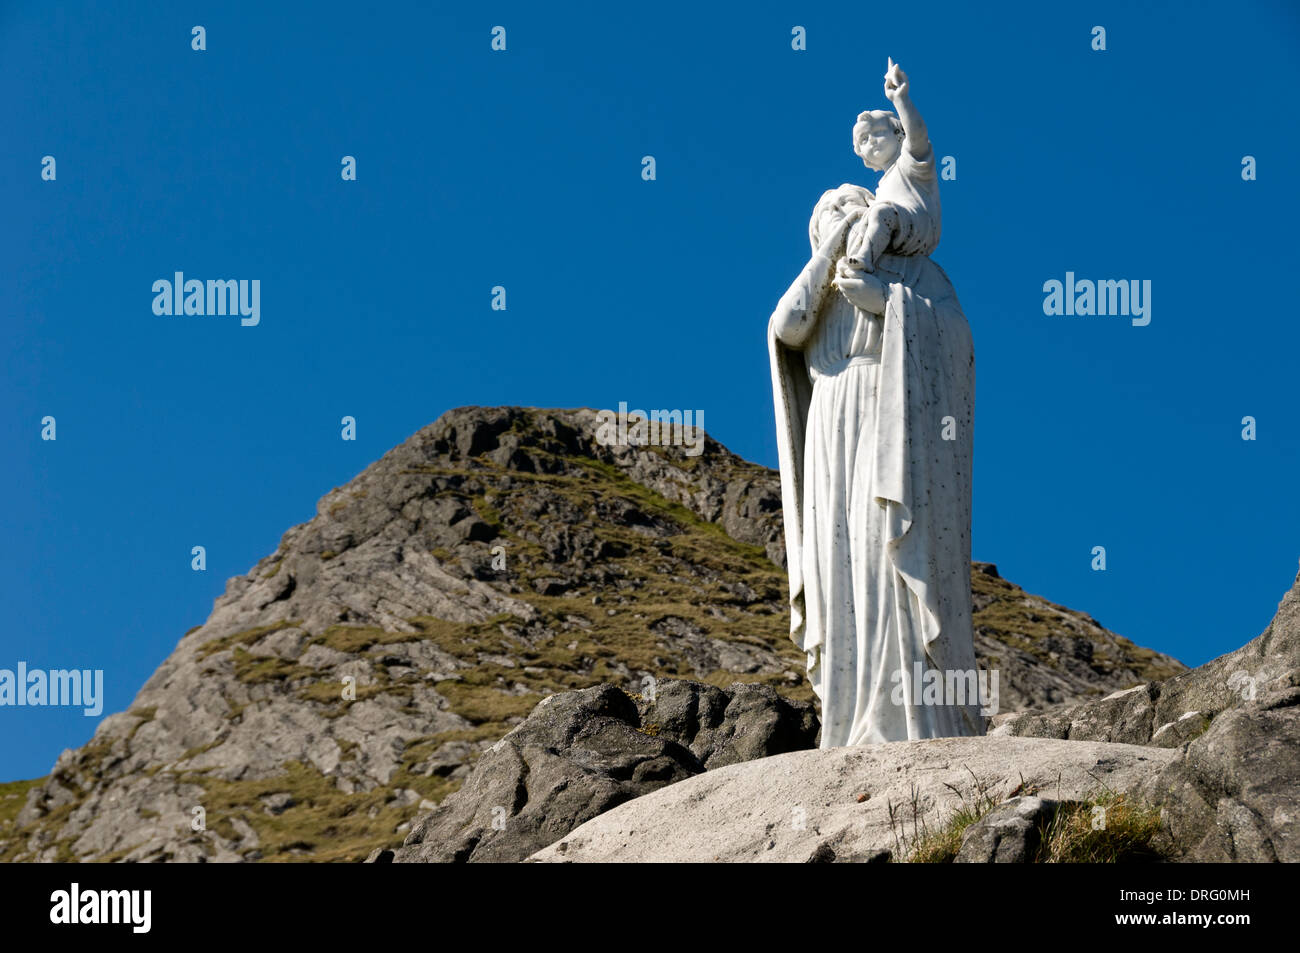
853 110 904 171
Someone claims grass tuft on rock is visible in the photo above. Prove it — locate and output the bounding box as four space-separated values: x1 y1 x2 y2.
902 783 1165 863
1039 792 1164 863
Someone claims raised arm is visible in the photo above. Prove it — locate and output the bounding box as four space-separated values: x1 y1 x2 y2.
884 59 931 162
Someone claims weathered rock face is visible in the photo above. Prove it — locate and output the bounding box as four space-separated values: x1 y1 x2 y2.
377 680 817 863
1137 699 1300 861
527 738 1178 863
993 562 1300 861
0 406 1184 863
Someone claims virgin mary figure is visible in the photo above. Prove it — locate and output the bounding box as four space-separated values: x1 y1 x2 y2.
768 181 985 746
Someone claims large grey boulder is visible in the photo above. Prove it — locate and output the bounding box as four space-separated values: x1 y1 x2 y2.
376 679 818 863
528 737 1177 863
1137 693 1300 861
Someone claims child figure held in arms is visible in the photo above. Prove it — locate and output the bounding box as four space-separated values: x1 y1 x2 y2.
843 58 940 274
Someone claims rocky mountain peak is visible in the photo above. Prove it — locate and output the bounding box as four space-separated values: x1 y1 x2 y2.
1 406 1184 863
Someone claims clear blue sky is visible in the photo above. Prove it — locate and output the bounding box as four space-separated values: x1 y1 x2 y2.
3 0 1298 780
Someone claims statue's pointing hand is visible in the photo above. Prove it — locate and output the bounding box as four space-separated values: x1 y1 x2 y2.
884 58 908 102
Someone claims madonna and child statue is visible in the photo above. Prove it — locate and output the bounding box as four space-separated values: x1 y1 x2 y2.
769 60 987 746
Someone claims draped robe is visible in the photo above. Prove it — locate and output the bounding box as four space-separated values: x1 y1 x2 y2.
768 205 984 745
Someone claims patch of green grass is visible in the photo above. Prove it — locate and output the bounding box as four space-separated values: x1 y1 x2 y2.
126 707 157 740
176 739 223 762
91 844 148 863
298 664 412 710
177 746 467 863
902 780 1166 863
571 456 770 564
0 724 135 862
197 621 300 660
180 761 415 862
309 624 421 655
898 772 1002 863
229 647 314 686
0 777 44 830
1039 792 1164 862
471 497 504 532
433 679 540 723
298 680 350 704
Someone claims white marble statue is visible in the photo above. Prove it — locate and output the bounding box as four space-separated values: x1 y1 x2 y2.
768 60 985 746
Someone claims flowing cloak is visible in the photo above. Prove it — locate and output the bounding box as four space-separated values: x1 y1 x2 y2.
767 212 982 738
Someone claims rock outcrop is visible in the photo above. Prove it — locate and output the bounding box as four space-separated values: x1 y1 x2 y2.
0 406 1186 863
527 737 1178 863
998 562 1300 862
1136 700 1300 861
374 680 817 863
997 565 1300 748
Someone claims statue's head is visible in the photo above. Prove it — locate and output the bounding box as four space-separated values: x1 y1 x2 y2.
810 183 872 252
853 110 904 171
